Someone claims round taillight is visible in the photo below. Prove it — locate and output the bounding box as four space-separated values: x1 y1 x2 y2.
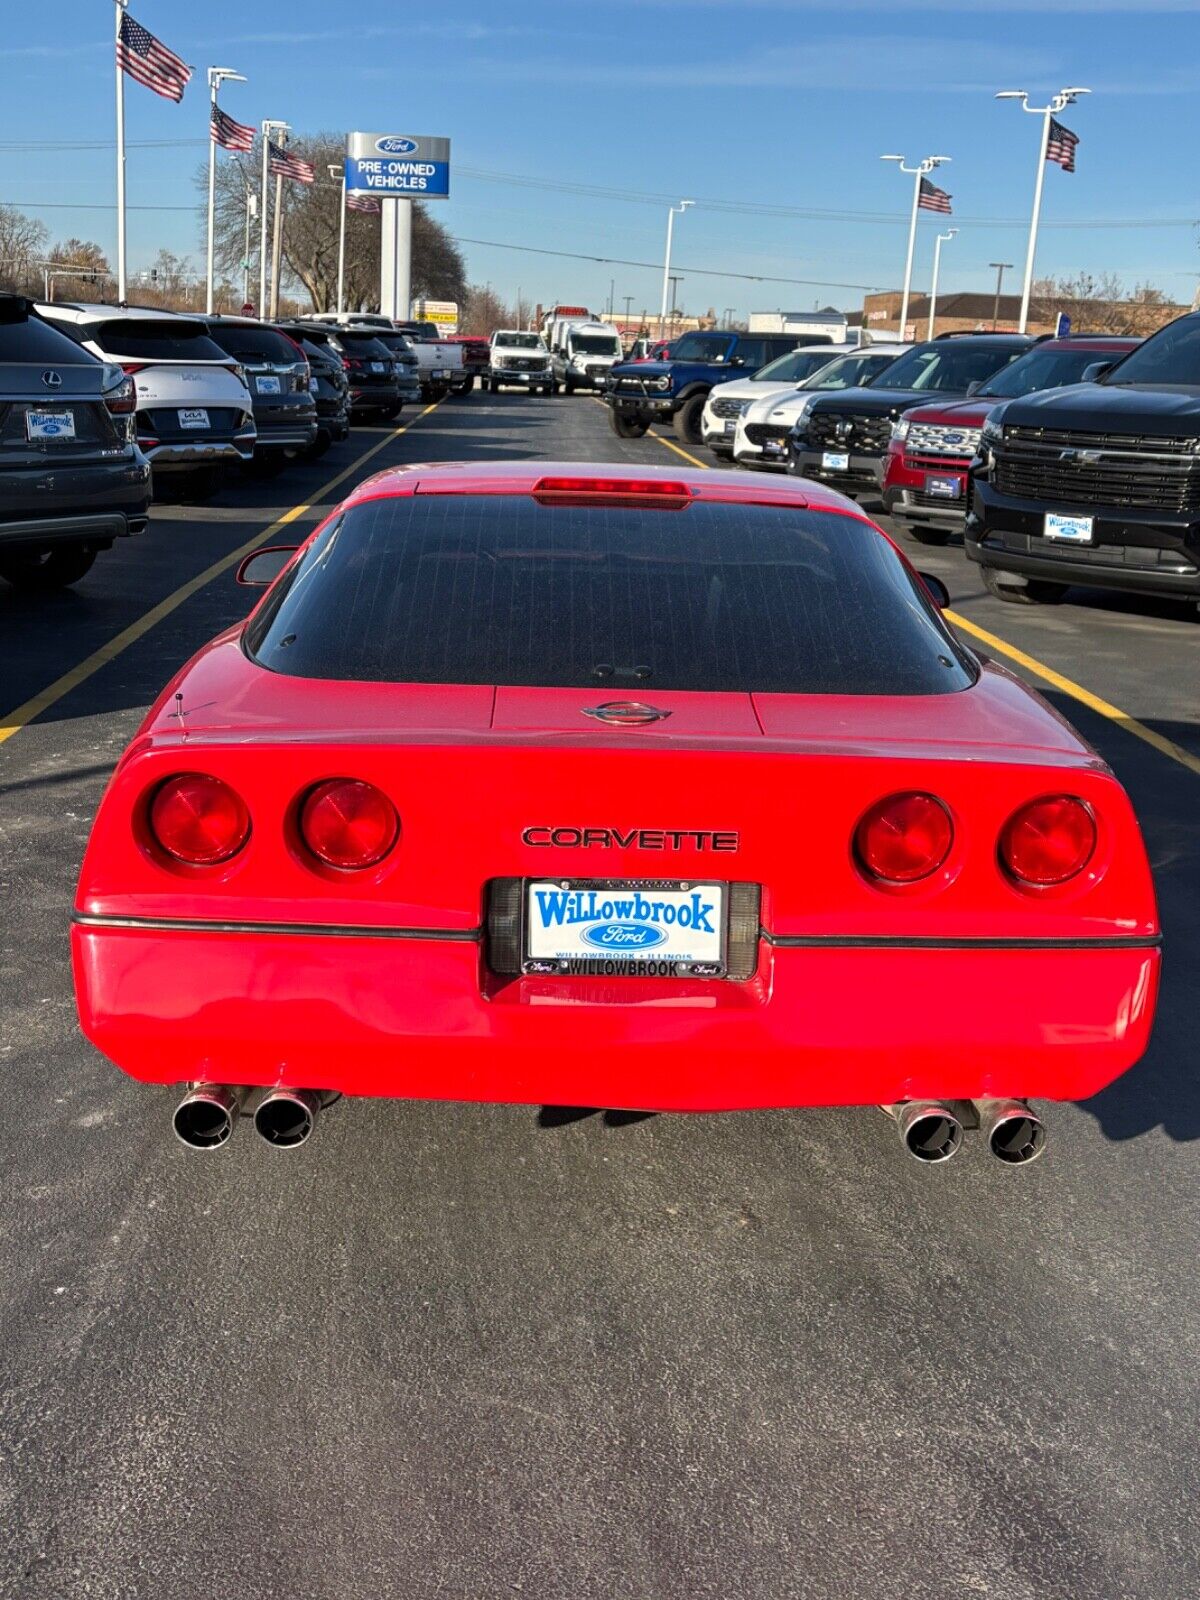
855 792 953 884
300 779 398 870
1000 795 1096 887
150 773 250 865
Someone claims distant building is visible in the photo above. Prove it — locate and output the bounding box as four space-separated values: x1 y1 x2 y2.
862 289 1186 340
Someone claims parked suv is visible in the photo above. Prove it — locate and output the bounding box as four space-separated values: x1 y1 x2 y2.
274 322 350 456
607 330 820 445
40 303 255 494
701 344 860 460
0 295 150 589
968 312 1200 607
202 317 318 472
882 336 1140 544
789 333 1031 499
487 330 553 394
324 326 405 420
734 344 911 469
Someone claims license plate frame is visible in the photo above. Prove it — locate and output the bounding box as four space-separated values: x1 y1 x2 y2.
25 408 76 441
177 407 210 430
254 375 282 395
822 450 850 471
1044 511 1094 543
523 878 728 978
924 472 963 500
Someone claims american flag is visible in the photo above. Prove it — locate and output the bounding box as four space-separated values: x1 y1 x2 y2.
268 141 315 185
210 105 255 154
1046 117 1079 173
117 13 192 102
347 193 381 214
918 176 953 215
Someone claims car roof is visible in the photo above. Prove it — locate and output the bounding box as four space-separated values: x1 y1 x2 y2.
37 301 198 324
1035 335 1141 351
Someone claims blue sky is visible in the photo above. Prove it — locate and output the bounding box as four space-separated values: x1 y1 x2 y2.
7 0 1200 317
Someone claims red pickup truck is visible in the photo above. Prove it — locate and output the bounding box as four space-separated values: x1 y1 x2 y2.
881 335 1140 544
443 335 490 394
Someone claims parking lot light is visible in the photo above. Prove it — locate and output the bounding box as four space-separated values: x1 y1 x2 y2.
659 201 693 339
928 229 958 338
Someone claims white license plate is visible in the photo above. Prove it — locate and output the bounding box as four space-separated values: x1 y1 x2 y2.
255 375 282 395
433 368 449 379
822 451 850 471
524 880 726 974
1044 512 1094 543
370 361 385 373
178 408 210 429
25 409 75 440
925 473 963 500
309 377 319 392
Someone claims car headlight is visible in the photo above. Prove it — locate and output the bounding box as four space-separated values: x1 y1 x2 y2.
891 418 911 444
655 377 671 392
980 417 1003 450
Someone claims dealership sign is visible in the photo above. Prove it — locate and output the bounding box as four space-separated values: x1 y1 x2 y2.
345 132 450 200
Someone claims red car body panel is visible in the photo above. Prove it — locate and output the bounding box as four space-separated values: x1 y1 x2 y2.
72 461 1160 1111
882 338 1140 525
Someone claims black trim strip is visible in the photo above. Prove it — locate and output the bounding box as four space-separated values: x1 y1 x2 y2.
72 912 481 943
762 931 1162 951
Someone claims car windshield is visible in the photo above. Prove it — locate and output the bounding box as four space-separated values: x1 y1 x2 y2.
495 333 542 349
570 334 621 355
88 319 230 362
1101 315 1200 388
755 350 839 384
874 342 1025 393
209 324 300 364
246 496 975 696
807 352 901 390
671 333 736 363
979 345 1132 398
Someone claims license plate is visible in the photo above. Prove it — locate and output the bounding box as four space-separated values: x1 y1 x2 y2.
25 409 75 440
178 408 210 429
723 420 736 435
309 377 319 393
822 451 850 471
524 879 726 977
925 473 963 500
1044 512 1094 543
433 368 449 379
255 375 282 395
370 361 384 373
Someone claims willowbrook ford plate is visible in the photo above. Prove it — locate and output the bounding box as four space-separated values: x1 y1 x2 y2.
1045 512 1094 543
822 451 850 472
26 409 75 440
525 879 726 976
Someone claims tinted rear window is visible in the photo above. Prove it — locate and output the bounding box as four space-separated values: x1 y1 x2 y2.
208 324 299 363
247 496 975 696
0 314 101 364
339 332 393 356
90 320 230 362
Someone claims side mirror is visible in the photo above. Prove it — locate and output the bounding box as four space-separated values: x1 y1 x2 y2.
919 572 951 610
965 380 982 396
236 545 299 587
1081 361 1112 383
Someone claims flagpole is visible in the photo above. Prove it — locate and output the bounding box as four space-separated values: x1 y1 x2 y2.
259 120 288 316
114 0 129 304
338 173 347 316
996 86 1090 334
269 170 285 319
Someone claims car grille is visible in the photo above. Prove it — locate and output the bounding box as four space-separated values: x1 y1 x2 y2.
614 376 656 394
504 358 547 372
711 395 748 420
142 406 246 437
906 422 982 457
744 423 789 446
907 488 967 511
995 426 1200 513
806 411 893 453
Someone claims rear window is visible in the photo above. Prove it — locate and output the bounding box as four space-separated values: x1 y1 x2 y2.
90 319 230 362
208 324 300 363
0 313 101 364
337 332 392 358
246 496 975 696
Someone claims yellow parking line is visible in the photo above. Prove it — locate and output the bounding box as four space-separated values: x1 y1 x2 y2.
0 403 442 747
945 610 1200 779
650 423 1198 781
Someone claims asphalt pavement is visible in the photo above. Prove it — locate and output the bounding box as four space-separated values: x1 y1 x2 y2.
2 391 1198 1600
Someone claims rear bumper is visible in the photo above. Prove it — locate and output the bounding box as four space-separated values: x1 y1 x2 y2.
145 437 255 469
72 921 1160 1110
0 458 150 542
0 508 148 550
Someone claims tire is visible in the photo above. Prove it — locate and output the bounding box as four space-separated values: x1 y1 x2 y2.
247 451 288 480
673 393 707 446
483 378 494 394
981 566 1068 605
456 376 476 394
610 409 649 439
172 465 224 501
305 431 333 459
905 524 955 547
0 545 97 590
550 381 561 395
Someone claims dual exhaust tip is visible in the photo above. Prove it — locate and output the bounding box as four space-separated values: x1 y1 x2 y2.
173 1085 324 1151
885 1098 1046 1166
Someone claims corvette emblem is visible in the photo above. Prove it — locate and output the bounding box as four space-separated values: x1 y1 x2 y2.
581 701 672 726
41 370 63 388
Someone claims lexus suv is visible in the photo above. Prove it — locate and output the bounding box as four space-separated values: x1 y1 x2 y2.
789 334 1031 499
0 295 150 589
203 317 318 473
39 303 255 496
968 311 1200 607
882 336 1140 544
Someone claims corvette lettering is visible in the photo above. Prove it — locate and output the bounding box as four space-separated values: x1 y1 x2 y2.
521 826 738 851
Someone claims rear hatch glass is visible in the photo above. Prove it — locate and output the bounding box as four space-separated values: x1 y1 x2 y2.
208 324 299 365
247 496 976 696
90 320 231 363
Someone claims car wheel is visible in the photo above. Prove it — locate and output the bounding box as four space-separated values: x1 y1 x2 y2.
981 567 1068 605
306 431 333 459
906 524 955 546
0 545 98 590
171 465 224 501
610 410 649 439
564 378 576 394
674 394 707 446
457 376 475 394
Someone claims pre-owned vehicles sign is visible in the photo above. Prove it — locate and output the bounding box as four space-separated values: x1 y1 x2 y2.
345 133 450 199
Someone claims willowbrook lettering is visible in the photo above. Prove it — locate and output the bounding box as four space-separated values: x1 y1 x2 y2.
534 889 716 934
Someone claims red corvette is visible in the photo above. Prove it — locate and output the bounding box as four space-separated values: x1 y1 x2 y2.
72 462 1160 1161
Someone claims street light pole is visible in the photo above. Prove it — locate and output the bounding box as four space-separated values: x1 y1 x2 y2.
988 261 1014 330
206 67 247 314
881 154 951 340
242 187 257 306
927 229 958 338
329 163 346 316
259 119 288 315
659 200 693 338
996 86 1090 332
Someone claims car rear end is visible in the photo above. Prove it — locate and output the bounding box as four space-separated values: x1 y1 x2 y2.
448 337 489 391
277 325 349 447
206 320 318 459
74 469 1159 1127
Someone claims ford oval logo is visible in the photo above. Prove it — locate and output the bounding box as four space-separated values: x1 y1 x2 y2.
580 922 668 951
376 136 418 155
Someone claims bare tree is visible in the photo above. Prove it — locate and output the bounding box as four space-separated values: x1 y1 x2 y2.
460 284 511 335
0 205 49 294
1030 272 1180 336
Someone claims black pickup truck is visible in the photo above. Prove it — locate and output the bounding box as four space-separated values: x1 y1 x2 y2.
967 311 1200 608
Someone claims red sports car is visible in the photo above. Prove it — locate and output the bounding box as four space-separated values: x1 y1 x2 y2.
72 462 1160 1162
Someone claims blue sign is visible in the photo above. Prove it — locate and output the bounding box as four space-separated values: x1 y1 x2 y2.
1055 312 1072 337
345 132 450 200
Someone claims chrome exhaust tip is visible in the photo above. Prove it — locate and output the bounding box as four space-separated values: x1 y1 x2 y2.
884 1101 964 1164
976 1098 1046 1166
253 1087 322 1149
173 1084 247 1150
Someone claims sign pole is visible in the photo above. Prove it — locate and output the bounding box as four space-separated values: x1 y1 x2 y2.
205 73 219 313
114 0 129 304
258 126 270 313
269 170 285 318
345 133 451 318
